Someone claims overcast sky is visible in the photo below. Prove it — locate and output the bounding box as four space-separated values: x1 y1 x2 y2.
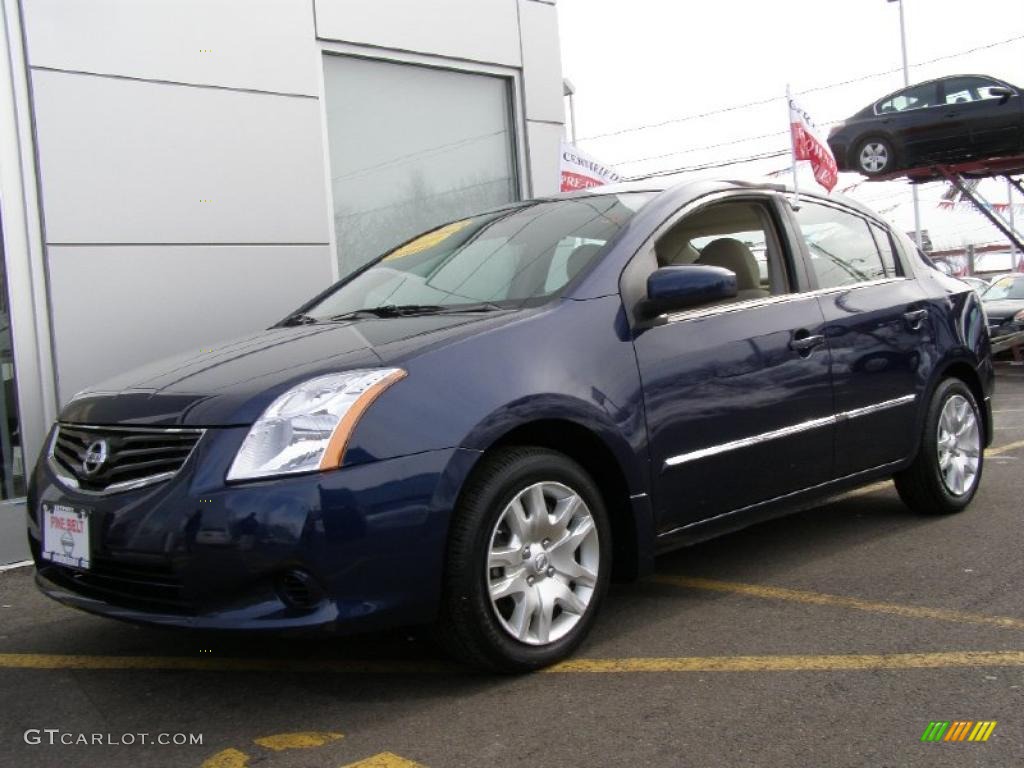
557 0 1024 255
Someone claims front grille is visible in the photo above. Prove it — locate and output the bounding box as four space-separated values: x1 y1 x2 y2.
42 553 190 613
50 424 203 493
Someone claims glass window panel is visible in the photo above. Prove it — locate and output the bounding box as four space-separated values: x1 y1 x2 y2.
877 82 938 113
0 214 24 499
303 194 651 319
323 55 519 275
869 223 900 276
793 203 887 289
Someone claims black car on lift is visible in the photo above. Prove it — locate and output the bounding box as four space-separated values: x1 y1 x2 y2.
828 75 1024 177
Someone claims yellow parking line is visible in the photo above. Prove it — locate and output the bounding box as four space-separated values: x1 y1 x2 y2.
341 753 426 768
839 480 892 499
989 438 1024 456
547 650 1024 673
0 653 447 674
1 649 1023 675
655 576 1024 631
200 748 249 768
253 732 343 751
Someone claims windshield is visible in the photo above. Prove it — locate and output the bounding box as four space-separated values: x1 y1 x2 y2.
982 276 1024 301
300 194 652 320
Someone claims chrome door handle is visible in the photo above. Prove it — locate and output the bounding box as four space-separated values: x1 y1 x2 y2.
789 334 826 353
904 308 928 330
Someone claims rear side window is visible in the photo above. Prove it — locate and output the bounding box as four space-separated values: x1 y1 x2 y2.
793 203 888 289
876 81 939 113
869 223 900 276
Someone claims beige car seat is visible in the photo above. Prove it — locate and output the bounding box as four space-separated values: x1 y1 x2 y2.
694 238 769 300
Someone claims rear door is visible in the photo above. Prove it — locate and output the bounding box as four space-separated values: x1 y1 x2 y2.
875 81 952 163
626 194 835 534
787 199 926 476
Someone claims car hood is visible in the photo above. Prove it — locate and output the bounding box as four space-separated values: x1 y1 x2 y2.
60 312 513 427
982 299 1024 321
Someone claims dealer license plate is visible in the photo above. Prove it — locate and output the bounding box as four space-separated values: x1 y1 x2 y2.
41 503 91 570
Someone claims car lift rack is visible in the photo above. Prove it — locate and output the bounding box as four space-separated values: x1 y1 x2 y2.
868 153 1024 254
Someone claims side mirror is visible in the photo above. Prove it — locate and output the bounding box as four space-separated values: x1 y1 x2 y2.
988 86 1013 104
639 265 737 318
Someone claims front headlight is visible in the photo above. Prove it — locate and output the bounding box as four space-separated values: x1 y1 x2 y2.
226 368 406 481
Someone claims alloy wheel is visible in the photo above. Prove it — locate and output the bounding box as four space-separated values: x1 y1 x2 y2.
936 394 981 496
486 481 600 646
859 142 890 173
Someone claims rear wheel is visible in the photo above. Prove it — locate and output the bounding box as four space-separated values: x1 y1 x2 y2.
855 136 896 176
894 378 983 515
435 447 611 672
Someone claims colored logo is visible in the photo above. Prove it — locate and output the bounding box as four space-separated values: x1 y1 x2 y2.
921 721 997 742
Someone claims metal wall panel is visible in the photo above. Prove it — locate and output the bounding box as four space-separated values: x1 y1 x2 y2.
47 245 335 402
314 0 522 67
31 70 330 244
527 120 562 195
22 0 318 96
518 0 564 123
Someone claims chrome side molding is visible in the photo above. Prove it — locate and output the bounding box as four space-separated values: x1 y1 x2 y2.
664 394 916 469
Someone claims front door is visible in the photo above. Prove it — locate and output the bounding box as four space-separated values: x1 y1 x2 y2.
940 76 1024 157
788 200 925 476
629 196 835 534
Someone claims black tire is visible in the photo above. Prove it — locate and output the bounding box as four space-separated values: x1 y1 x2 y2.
894 378 984 515
854 136 896 177
434 446 612 672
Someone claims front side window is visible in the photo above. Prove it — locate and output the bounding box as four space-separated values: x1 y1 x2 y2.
323 55 519 276
302 194 652 319
982 276 1024 301
943 76 1010 104
876 82 939 113
653 200 790 301
793 203 889 289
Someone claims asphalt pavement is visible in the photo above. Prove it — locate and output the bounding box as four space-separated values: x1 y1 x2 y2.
1 366 1023 768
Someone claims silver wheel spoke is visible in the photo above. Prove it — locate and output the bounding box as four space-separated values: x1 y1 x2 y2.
508 588 538 641
489 544 522 570
551 579 588 615
490 569 528 602
535 588 553 644
554 557 598 588
505 498 531 541
549 493 581 533
552 516 595 557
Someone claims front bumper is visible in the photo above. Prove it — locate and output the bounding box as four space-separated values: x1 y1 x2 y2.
28 426 480 633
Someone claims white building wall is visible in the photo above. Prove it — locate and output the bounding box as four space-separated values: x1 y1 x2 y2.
12 0 565 408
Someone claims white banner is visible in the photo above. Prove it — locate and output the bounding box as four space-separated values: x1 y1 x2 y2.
560 142 622 192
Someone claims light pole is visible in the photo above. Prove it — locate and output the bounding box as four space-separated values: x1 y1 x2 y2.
563 78 578 145
889 0 925 251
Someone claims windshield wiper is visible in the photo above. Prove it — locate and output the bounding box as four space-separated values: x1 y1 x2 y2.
328 303 505 322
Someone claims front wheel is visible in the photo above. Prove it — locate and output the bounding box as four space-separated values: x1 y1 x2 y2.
435 447 611 672
894 378 984 515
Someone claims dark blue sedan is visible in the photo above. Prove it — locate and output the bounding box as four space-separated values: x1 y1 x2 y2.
28 179 993 671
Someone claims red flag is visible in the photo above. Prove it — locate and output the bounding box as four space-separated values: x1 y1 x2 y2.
789 97 838 192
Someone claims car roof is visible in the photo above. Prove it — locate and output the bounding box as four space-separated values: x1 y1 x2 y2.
544 177 886 222
865 73 1016 110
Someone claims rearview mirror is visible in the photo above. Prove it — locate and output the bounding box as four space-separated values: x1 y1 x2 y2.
639 265 737 318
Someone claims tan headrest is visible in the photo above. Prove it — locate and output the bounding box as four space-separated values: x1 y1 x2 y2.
695 238 761 291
